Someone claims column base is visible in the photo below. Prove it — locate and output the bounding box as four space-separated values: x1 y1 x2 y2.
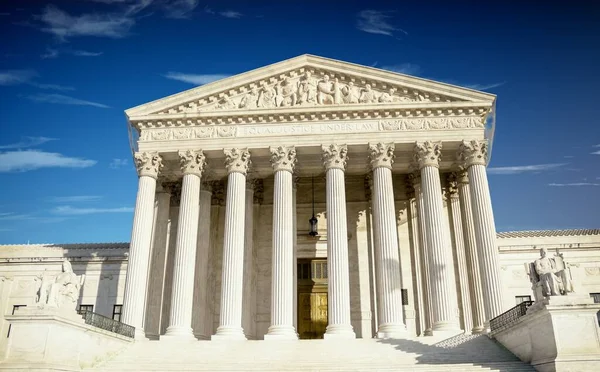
432 321 461 332
377 323 408 339
324 324 355 340
264 325 298 340
164 326 196 340
211 326 247 341
134 328 147 341
471 325 486 334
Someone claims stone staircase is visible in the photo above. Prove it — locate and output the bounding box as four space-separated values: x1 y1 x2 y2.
92 334 534 371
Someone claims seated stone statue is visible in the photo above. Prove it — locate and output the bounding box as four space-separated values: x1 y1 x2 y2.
529 248 574 301
36 260 85 312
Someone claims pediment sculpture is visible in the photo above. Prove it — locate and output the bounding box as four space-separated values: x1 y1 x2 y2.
36 260 86 312
528 248 574 301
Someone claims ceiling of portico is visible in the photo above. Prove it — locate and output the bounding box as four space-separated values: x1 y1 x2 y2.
125 54 496 124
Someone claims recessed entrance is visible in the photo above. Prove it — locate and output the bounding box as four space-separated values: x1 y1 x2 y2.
297 259 328 339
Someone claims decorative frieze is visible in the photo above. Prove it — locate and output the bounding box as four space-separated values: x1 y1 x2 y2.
457 139 489 167
368 142 395 170
134 151 163 179
413 141 442 169
322 144 348 171
224 148 251 175
178 150 207 177
270 146 297 173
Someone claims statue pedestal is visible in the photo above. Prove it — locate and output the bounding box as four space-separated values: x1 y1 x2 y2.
494 295 600 372
1 307 132 371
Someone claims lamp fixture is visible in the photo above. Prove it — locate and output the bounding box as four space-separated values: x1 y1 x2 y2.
308 175 318 236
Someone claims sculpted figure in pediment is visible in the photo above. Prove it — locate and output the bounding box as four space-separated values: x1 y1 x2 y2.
257 82 277 108
239 87 259 109
216 95 236 110
359 84 377 104
276 77 297 107
36 260 85 312
341 82 359 104
296 71 316 105
379 88 397 103
317 75 336 105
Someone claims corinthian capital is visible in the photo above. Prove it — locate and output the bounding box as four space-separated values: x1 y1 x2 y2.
224 148 251 175
322 144 348 171
178 149 207 177
413 141 442 169
134 151 163 179
368 142 395 170
270 145 297 173
457 139 488 167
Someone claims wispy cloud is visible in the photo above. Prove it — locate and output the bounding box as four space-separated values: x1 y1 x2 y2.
41 48 104 59
163 71 230 85
41 48 59 59
31 83 75 91
0 213 32 221
0 137 56 150
53 206 133 215
592 150 600 155
380 63 421 76
73 50 103 57
465 82 506 90
357 10 407 37
0 69 74 91
109 158 128 169
487 163 566 175
548 183 600 187
0 150 96 172
47 195 103 203
25 93 110 108
204 6 243 19
164 0 199 19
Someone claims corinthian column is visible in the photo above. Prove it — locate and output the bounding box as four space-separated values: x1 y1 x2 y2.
122 152 163 338
458 140 504 323
265 146 298 340
322 144 355 339
413 141 460 332
368 143 406 338
165 150 206 339
212 148 251 340
447 174 473 333
456 170 486 333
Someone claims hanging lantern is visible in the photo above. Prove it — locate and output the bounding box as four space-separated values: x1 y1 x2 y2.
308 175 318 236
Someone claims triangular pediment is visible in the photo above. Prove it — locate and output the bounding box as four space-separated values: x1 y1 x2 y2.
125 54 495 119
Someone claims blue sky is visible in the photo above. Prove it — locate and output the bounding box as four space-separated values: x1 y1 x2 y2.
0 1 599 244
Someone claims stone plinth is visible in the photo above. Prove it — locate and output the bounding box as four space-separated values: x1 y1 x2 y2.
2 307 132 371
493 295 600 372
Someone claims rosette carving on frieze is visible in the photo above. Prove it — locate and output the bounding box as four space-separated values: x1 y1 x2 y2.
368 142 395 170
457 139 488 167
322 144 348 170
413 141 442 169
269 145 297 173
134 151 163 179
178 149 207 177
224 148 252 175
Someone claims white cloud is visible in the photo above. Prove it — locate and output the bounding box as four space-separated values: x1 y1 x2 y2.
109 158 128 169
465 82 506 90
0 150 96 172
487 163 566 175
0 137 56 150
73 50 103 57
53 206 133 215
591 150 600 155
25 93 110 108
0 70 37 85
163 72 230 85
31 82 75 91
0 213 32 221
548 183 600 187
356 10 407 37
48 195 102 203
38 4 136 39
380 63 421 75
164 0 199 19
219 10 243 19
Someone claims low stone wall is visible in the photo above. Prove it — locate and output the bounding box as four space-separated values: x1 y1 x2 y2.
492 295 600 372
0 308 133 371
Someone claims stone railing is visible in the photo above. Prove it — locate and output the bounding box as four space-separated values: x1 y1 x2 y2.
489 300 533 335
82 311 135 339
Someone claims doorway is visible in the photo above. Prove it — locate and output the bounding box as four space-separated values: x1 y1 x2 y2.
297 259 328 339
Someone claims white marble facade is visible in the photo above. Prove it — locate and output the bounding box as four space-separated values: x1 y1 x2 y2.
2 55 600 350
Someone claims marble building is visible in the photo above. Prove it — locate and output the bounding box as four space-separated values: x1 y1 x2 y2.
1 56 599 352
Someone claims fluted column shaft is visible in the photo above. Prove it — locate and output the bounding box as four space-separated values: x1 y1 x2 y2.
447 175 473 333
192 184 213 339
265 146 298 339
213 148 251 340
414 141 460 332
322 144 355 339
242 182 255 339
369 143 406 338
457 172 486 333
458 140 505 324
122 152 162 338
166 150 206 338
